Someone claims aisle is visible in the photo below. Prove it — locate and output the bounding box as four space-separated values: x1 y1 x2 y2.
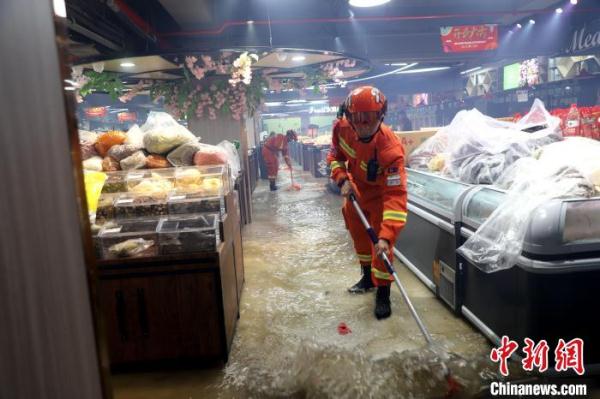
113 167 495 399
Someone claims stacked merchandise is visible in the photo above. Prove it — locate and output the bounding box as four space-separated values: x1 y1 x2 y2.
407 99 600 272
81 111 239 260
88 165 229 260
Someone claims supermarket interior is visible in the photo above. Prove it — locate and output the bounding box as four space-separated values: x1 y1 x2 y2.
2 0 600 398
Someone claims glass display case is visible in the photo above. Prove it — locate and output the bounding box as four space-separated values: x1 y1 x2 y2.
174 165 230 196
407 169 471 216
97 219 160 259
461 187 506 226
167 192 224 216
158 214 220 254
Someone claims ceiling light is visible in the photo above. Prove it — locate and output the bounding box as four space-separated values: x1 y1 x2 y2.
53 0 67 17
349 0 391 7
516 23 522 29
555 7 563 13
265 102 283 106
570 0 577 4
292 55 306 62
120 62 135 67
247 20 254 24
287 99 307 104
529 19 535 24
396 66 451 74
64 86 75 91
385 63 408 66
460 66 482 75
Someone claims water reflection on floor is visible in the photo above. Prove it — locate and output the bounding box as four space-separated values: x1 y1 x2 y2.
112 168 501 399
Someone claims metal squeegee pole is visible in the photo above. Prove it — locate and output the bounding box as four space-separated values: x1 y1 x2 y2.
349 194 433 345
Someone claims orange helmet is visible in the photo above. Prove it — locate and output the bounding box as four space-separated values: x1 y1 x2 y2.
344 86 387 115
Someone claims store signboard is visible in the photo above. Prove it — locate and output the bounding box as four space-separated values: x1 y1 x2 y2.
440 25 498 53
565 19 600 55
84 106 107 118
516 90 529 103
117 112 137 123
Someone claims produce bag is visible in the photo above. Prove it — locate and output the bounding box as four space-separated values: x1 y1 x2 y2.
83 171 107 214
120 150 147 170
146 154 171 169
107 144 139 161
124 124 145 149
95 130 127 157
167 142 203 166
83 156 103 171
142 111 198 154
102 156 121 172
459 137 599 274
193 143 228 166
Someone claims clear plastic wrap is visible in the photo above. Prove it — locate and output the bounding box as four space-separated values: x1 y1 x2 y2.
459 137 599 273
217 140 241 177
142 112 198 154
193 143 228 167
407 99 562 184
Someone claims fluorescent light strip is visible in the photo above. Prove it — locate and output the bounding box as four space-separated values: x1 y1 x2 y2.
349 0 391 7
460 66 482 75
396 66 451 74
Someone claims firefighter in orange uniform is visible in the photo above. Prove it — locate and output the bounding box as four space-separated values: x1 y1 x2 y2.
327 86 408 319
262 130 298 191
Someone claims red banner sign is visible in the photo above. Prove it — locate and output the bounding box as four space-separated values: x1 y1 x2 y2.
440 25 498 53
84 106 108 118
117 112 137 123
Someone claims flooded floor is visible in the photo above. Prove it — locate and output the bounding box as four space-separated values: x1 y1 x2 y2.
112 167 521 398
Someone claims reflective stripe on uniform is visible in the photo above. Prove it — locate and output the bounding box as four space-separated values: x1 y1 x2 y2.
357 253 371 262
383 210 408 222
338 137 356 158
372 267 393 280
359 161 383 174
330 160 345 172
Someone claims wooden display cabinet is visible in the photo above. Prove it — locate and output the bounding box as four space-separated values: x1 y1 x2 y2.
97 192 244 369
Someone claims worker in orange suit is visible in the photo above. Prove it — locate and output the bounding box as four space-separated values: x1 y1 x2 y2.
327 86 408 320
262 130 298 191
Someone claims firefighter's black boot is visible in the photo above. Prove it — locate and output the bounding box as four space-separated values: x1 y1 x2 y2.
374 285 391 320
269 179 278 191
348 265 375 294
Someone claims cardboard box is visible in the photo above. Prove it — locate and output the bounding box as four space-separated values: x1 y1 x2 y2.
394 129 438 158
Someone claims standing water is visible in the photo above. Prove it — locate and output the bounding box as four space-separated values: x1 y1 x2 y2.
220 169 505 398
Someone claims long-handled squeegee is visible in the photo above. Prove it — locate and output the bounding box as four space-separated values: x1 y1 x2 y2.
348 193 433 344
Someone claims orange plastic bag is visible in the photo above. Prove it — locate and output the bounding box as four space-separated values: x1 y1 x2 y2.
95 130 126 157
146 154 171 169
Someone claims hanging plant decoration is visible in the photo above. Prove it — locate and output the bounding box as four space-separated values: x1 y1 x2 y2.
79 70 125 100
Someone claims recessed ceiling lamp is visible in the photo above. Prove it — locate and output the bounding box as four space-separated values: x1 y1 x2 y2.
516 23 522 29
120 62 135 67
529 19 536 24
349 0 391 7
292 55 306 61
570 0 577 4
555 7 563 13
396 66 451 74
247 20 254 24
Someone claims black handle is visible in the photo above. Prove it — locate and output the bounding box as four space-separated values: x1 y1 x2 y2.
137 288 149 338
115 290 128 342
